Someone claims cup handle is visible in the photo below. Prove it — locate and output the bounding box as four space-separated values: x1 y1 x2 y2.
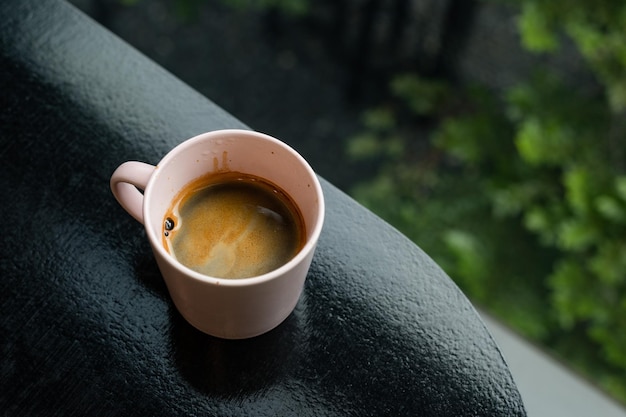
110 161 155 224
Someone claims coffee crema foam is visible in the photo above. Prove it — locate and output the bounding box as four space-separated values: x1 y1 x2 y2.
163 171 305 279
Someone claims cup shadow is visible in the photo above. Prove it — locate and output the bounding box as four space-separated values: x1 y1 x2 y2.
169 306 302 397
133 251 306 397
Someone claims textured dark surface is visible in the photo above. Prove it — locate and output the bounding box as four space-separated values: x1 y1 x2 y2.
0 0 526 415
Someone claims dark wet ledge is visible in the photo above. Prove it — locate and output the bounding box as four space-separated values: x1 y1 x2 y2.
0 1 525 415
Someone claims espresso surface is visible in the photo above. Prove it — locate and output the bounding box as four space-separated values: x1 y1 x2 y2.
164 172 305 279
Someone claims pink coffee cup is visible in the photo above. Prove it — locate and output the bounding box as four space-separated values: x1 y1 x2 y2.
110 129 325 339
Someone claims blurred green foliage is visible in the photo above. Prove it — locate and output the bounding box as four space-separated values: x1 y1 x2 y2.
348 0 626 403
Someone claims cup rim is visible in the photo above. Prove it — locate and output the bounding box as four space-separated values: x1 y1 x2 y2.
142 129 325 287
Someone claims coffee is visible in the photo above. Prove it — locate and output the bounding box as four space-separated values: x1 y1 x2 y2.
163 171 306 279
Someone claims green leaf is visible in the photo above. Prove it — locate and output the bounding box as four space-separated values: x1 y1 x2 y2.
515 118 572 165
385 135 405 159
563 167 592 215
434 117 485 163
590 241 626 286
524 206 550 235
558 219 597 251
391 74 449 115
346 133 382 160
549 259 591 328
608 81 626 112
615 176 626 201
518 2 560 52
443 229 489 298
595 195 626 222
490 182 542 218
515 119 543 164
362 107 395 131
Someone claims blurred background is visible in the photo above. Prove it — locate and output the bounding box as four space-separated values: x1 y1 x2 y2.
69 0 626 408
